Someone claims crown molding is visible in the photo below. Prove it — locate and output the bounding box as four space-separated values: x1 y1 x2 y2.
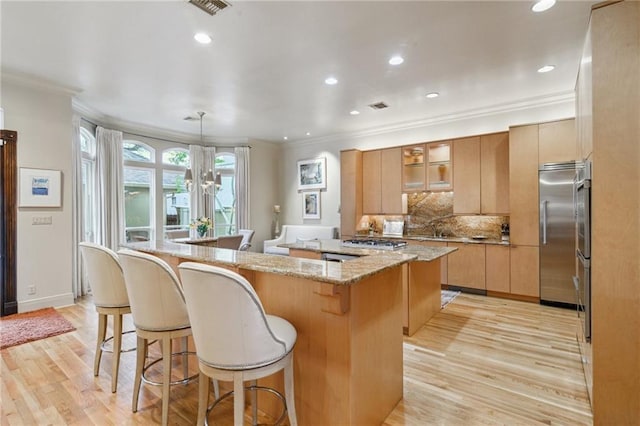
284 90 576 148
1 69 81 96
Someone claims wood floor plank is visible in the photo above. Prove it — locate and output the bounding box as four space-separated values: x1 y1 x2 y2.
0 293 592 425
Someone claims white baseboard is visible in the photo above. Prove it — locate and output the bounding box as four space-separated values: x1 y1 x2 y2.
18 293 75 313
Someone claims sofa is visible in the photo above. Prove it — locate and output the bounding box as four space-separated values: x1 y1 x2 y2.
263 225 337 255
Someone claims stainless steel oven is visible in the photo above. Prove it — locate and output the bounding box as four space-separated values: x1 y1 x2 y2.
574 160 592 340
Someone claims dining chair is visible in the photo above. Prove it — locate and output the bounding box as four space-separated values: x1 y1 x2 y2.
118 249 198 426
79 242 134 393
178 262 298 426
238 229 255 251
215 234 244 250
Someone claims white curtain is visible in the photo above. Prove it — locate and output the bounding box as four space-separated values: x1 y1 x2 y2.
95 126 124 250
189 145 216 221
71 115 88 298
235 146 250 230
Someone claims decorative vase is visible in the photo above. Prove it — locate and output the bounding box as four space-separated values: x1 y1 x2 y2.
438 164 447 182
197 225 208 238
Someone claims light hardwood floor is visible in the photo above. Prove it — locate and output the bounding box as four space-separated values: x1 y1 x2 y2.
1 294 592 425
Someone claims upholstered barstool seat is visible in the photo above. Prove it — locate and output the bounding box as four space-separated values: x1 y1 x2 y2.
178 262 298 426
79 242 134 393
118 249 199 426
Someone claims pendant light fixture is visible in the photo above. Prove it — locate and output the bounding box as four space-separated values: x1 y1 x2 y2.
184 111 217 194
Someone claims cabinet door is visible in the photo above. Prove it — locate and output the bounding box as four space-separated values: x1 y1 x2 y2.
362 150 381 214
447 242 486 290
380 147 403 214
427 141 453 191
481 132 510 214
340 150 362 238
411 240 448 284
453 137 480 214
539 119 577 164
510 245 539 298
509 125 539 246
402 144 426 192
486 244 510 293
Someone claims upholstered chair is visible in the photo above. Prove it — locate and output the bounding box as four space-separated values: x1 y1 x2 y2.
79 242 133 393
238 229 255 251
178 262 298 426
215 234 244 250
118 249 196 426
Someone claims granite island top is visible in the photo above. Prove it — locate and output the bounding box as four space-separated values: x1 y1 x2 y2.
121 239 419 286
284 239 457 261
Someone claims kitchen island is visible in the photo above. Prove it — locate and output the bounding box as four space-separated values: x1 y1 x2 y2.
123 240 454 425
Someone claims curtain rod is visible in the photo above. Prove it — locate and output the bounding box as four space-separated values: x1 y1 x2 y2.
79 117 251 149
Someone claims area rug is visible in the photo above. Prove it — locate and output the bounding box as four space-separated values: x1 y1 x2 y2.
441 290 461 308
0 307 76 350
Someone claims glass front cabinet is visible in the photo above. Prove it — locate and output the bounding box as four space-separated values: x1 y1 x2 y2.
427 141 452 191
402 141 452 192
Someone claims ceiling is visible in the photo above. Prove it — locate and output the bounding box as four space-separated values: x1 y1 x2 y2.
1 1 594 143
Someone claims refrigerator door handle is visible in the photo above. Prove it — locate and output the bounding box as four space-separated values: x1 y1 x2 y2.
541 200 548 245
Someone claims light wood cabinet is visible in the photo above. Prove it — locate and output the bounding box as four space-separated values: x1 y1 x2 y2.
340 150 362 238
538 119 576 165
363 148 402 214
509 245 539 298
447 242 486 290
402 144 426 192
481 132 510 214
509 124 539 247
453 137 481 214
409 240 448 284
427 141 453 191
486 244 510 293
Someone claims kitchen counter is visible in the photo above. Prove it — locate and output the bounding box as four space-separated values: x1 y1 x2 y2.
404 235 509 245
283 238 457 261
123 239 416 286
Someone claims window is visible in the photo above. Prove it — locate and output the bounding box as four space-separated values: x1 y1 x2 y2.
123 141 155 242
214 152 236 236
162 148 190 235
80 127 97 242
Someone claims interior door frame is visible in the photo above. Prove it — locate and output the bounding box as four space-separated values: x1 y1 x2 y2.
1 130 18 316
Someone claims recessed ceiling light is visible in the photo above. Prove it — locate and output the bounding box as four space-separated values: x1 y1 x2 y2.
325 77 338 85
306 132 311 136
537 65 555 73
389 55 404 66
283 136 288 140
350 110 360 115
194 32 212 44
426 92 439 99
532 0 556 13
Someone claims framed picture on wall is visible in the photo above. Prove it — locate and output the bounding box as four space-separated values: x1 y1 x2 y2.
297 157 326 190
302 191 321 219
19 168 62 207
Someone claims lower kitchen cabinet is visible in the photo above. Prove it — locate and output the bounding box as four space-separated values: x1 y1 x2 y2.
409 240 447 284
447 242 486 290
486 244 510 293
510 245 539 298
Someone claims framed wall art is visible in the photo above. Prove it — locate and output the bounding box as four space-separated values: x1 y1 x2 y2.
302 190 321 219
297 157 326 190
19 168 62 207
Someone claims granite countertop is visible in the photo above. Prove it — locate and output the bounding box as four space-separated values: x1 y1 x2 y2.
121 240 417 286
350 234 509 246
285 239 457 261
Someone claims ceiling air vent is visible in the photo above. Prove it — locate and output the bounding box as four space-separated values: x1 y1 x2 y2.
189 0 231 16
369 101 389 110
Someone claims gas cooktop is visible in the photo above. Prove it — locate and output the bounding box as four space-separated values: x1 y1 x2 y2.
341 239 408 250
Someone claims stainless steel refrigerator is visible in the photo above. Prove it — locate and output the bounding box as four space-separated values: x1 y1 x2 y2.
539 162 577 307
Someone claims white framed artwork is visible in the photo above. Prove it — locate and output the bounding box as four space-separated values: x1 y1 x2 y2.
302 190 321 219
19 168 62 207
297 157 326 190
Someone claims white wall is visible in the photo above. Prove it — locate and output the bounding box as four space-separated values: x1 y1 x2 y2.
2 79 75 311
279 98 576 236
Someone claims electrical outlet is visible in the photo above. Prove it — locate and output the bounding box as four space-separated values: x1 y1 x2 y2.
28 285 36 295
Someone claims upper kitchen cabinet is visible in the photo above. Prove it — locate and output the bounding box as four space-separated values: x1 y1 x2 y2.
363 148 403 214
340 149 362 238
427 141 453 191
509 124 539 246
481 132 510 214
402 144 426 192
453 137 481 214
539 119 576 165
